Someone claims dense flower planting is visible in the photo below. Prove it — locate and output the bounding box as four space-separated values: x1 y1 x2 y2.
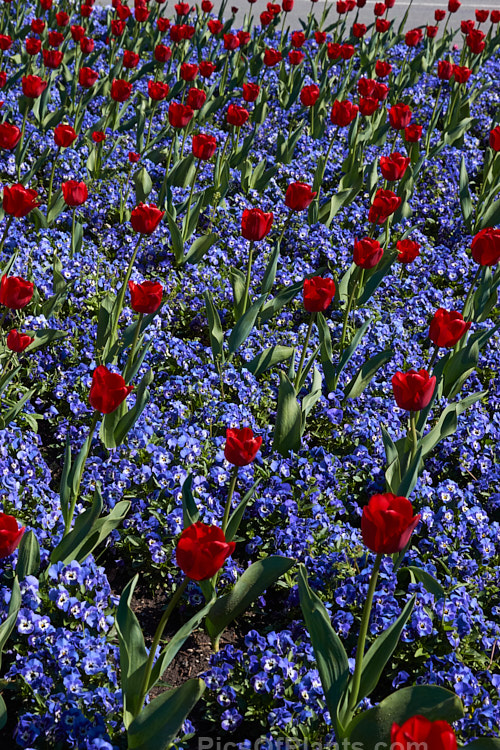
0 0 498 748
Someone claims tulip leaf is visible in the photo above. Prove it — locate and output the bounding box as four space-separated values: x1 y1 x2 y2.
357 252 397 307
463 741 500 750
356 595 416 706
183 232 217 265
334 318 372 383
116 574 149 728
165 210 184 264
134 166 153 204
442 339 479 399
168 153 196 188
0 577 21 672
398 566 446 599
317 312 337 392
272 372 302 455
397 445 423 497
260 279 304 322
16 530 40 580
244 345 294 378
260 244 280 296
345 686 464 747
112 368 153 447
226 479 261 543
204 291 225 362
459 156 473 233
0 694 6 731
181 474 200 528
301 365 322 417
230 266 248 321
344 348 394 399
227 294 267 356
206 556 294 641
419 391 487 459
127 679 205 750
298 564 350 736
24 328 67 352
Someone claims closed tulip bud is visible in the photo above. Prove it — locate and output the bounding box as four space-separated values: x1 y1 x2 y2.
291 30 305 47
264 48 282 66
185 87 206 109
62 180 88 207
176 522 236 580
168 102 194 129
89 365 133 414
330 99 358 127
31 18 45 34
241 208 273 241
303 277 336 312
300 84 320 107
429 308 471 348
123 50 141 69
437 60 454 80
79 67 99 88
389 103 412 129
374 82 389 101
391 717 457 750
427 25 438 37
362 494 421 554
288 49 305 65
392 368 436 411
452 64 472 83
489 126 500 152
26 38 42 55
224 427 262 466
376 18 391 33
405 124 422 142
315 30 327 44
491 10 500 22
208 18 223 33
21 74 48 98
192 133 217 160
0 123 21 151
56 11 70 25
42 49 64 69
470 227 500 266
224 32 239 50
353 22 367 37
282 0 293 10
379 152 410 181
0 513 25 559
285 182 317 211
448 0 460 11
180 62 198 81
242 82 260 102
405 27 423 46
110 78 132 102
226 104 249 127
71 24 86 41
396 238 420 263
128 280 163 314
237 30 251 46
199 60 216 77
353 237 384 268
6 329 34 352
375 60 392 77
466 28 485 54
3 184 39 217
0 275 34 310
435 9 446 20
368 189 401 224
54 124 77 148
92 131 106 143
154 43 172 62
359 97 379 116
148 80 169 100
327 42 341 60
80 37 94 54
0 35 12 51
130 203 165 234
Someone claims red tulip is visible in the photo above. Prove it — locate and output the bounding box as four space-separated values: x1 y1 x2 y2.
435 9 446 20
0 35 12 51
391 716 457 750
92 131 106 143
186 88 206 110
62 180 88 207
0 275 34 310
123 51 140 69
330 99 359 127
389 103 412 130
379 152 410 181
168 102 194 129
130 203 165 235
3 184 39 218
31 18 45 34
368 189 401 224
89 366 133 414
375 18 391 33
448 0 461 11
180 62 198 81
148 80 170 101
291 30 306 47
154 44 172 63
21 75 48 98
224 32 239 50
80 37 94 55
303 277 336 312
54 124 77 149
227 104 249 127
110 78 132 102
396 239 420 264
79 67 99 88
429 308 471 348
405 124 422 142
375 60 392 77
192 133 217 160
71 24 86 41
392 369 436 411
224 427 262 466
263 48 282 66
241 208 273 241
42 49 63 69
405 27 423 46
359 97 379 117
26 38 42 56
452 65 472 83
0 123 21 150
362 493 421 554
6 329 34 352
489 126 500 151
242 82 260 102
0 513 25 559
176 522 236 580
199 60 216 78
285 182 317 211
353 237 383 269
300 84 320 107
128 280 163 314
470 227 500 266
437 60 454 80
289 50 305 65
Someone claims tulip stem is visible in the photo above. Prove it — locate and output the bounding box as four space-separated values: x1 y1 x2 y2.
144 101 158 152
108 233 143 353
409 411 418 463
124 312 143 384
16 108 30 182
241 241 254 316
221 465 239 536
47 147 61 211
276 212 292 247
294 313 315 391
137 575 190 716
0 215 13 256
0 307 8 328
428 344 439 371
462 265 482 322
70 209 77 258
347 553 382 715
182 160 201 243
338 267 362 369
64 410 100 536
159 133 176 206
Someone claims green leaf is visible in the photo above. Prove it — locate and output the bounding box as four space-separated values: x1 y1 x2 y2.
298 565 350 735
357 252 397 307
227 294 266 356
127 679 205 750
16 530 40 580
357 596 416 705
419 391 487 459
0 577 21 672
334 318 371 383
183 232 217 265
260 278 304 322
301 366 322 418
112 369 153 447
96 293 115 355
346 686 464 747
260 244 280 296
463 741 500 750
344 349 394 399
25 328 67 352
206 556 294 641
116 575 149 728
50 486 103 564
165 210 184 264
225 480 261 543
397 445 423 498
243 345 294 378
168 153 196 188
398 566 446 598
459 156 473 232
0 693 6 732
204 291 225 362
134 166 153 204
181 475 200 528
230 266 248 321
272 372 302 455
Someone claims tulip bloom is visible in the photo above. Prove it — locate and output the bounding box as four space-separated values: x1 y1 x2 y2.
168 102 194 129
389 103 412 130
21 75 48 98
226 104 249 128
148 81 169 101
392 369 436 412
2 184 39 218
368 189 401 224
79 67 99 88
0 275 34 310
490 126 500 152
285 182 317 211
391 717 457 750
300 84 320 107
0 513 25 559
176 522 236 581
62 181 88 207
303 277 336 313
54 124 77 149
241 208 273 241
396 239 420 264
7 329 34 352
0 123 21 151
130 203 165 235
353 237 383 269
186 88 206 110
88 365 133 414
242 82 260 102
110 79 132 102
470 227 500 266
429 309 471 348
192 133 217 160
225 427 262 466
128 280 163 314
362 493 421 554
379 152 410 181
330 99 359 127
